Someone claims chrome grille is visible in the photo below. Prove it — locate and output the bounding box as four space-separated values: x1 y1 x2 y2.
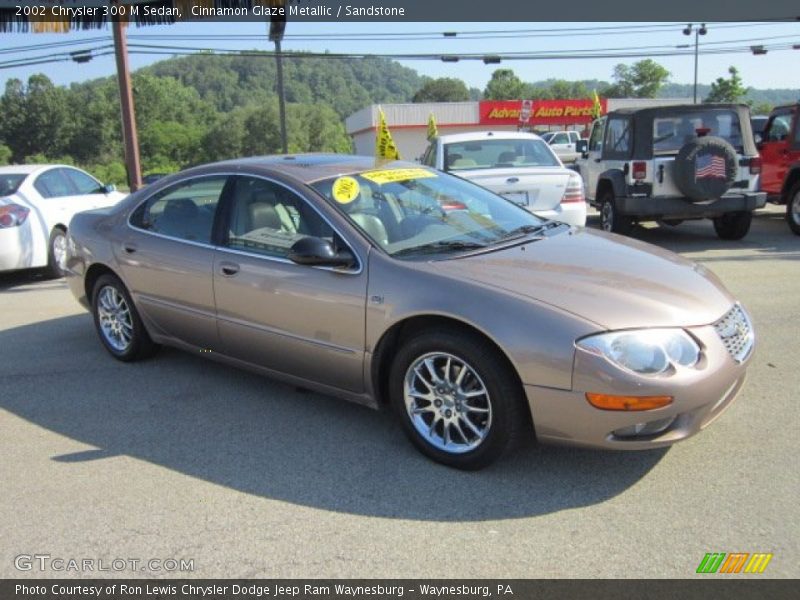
714 304 754 363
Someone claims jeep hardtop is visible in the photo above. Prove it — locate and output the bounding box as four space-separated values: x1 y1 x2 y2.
577 104 766 240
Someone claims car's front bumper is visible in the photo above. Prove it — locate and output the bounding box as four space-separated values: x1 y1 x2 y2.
523 321 751 450
615 191 767 219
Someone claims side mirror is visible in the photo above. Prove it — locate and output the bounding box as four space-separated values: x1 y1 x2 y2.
754 133 763 145
576 140 588 154
288 236 355 268
102 183 116 194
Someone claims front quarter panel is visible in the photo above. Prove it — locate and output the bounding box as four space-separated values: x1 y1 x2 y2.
365 251 599 391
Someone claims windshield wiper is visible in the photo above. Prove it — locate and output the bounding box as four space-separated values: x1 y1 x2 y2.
494 221 560 243
393 240 487 257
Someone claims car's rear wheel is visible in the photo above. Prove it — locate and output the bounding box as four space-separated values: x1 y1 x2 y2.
389 328 528 470
713 211 752 240
599 190 633 235
786 182 800 236
46 227 67 279
91 274 158 361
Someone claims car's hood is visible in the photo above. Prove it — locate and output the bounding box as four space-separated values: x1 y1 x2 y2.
426 228 734 330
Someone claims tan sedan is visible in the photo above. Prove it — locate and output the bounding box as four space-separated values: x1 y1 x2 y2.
65 156 754 469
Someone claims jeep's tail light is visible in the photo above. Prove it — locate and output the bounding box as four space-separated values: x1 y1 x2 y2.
748 156 762 175
560 172 585 204
632 161 647 181
0 204 30 228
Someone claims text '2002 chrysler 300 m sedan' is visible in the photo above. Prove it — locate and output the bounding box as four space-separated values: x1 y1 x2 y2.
65 155 754 469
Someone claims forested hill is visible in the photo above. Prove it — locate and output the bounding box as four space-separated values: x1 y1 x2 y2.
142 53 425 118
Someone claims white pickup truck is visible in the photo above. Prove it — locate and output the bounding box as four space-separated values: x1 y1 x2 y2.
540 130 585 163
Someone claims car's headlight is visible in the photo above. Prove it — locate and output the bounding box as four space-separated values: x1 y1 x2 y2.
577 329 700 376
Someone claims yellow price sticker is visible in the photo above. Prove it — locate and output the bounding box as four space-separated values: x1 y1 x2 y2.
331 176 360 204
360 168 437 185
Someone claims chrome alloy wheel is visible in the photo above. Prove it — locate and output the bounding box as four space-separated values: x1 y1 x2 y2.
403 352 493 454
96 286 134 352
52 232 67 272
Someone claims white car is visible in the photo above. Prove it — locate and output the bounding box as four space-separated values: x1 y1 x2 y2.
540 130 584 163
420 131 586 227
0 164 126 276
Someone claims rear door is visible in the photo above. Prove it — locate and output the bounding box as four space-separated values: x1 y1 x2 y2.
32 168 84 229
212 175 368 392
120 174 229 349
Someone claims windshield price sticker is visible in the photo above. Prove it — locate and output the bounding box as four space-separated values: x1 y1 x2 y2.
332 176 360 204
361 168 438 185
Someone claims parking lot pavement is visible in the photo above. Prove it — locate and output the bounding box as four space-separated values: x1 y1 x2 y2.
1 205 797 579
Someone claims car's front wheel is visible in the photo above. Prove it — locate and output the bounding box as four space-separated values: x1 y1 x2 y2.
389 328 528 470
599 190 633 235
786 182 800 236
91 274 158 361
713 211 752 240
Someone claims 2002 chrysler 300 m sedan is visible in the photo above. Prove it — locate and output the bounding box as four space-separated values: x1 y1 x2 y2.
65 155 754 469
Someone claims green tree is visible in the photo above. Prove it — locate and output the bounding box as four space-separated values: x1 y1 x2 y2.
705 67 749 103
606 60 670 98
750 101 774 116
483 69 527 100
412 78 470 102
0 143 12 165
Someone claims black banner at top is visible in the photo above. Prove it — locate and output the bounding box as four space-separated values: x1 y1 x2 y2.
0 0 798 28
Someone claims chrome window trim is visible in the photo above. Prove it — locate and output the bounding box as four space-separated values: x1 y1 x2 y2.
126 171 364 276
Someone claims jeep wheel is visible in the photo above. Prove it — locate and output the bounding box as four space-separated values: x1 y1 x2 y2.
599 190 633 235
713 211 752 240
786 182 800 236
674 136 738 201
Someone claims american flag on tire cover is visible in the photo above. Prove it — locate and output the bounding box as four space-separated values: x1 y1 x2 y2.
695 154 727 180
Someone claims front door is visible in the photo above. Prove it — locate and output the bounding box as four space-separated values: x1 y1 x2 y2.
213 175 368 392
760 107 796 195
579 118 606 199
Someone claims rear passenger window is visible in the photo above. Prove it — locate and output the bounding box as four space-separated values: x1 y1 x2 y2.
130 176 227 244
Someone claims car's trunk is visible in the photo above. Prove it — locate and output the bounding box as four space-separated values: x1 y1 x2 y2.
458 168 570 212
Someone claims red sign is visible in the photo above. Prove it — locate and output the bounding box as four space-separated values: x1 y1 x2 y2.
479 99 607 126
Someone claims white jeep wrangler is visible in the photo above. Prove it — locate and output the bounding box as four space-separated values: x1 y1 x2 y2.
577 104 766 240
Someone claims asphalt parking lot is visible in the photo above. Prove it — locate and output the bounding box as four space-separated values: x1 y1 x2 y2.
1 205 797 579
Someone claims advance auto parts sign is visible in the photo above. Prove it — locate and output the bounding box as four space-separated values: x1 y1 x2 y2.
479 99 607 126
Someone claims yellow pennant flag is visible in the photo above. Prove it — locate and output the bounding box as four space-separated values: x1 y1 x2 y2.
375 108 401 160
427 112 438 141
591 89 603 120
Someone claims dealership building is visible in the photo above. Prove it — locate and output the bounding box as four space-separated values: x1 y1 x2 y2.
345 98 692 160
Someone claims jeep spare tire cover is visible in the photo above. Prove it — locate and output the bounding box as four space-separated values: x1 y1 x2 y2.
673 136 738 201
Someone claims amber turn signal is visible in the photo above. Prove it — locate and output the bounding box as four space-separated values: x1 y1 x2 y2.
585 393 673 411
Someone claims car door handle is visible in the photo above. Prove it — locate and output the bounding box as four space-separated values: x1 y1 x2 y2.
219 261 240 277
506 177 519 184
594 158 602 163
122 243 137 254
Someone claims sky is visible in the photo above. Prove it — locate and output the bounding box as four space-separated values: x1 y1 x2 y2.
1 21 799 94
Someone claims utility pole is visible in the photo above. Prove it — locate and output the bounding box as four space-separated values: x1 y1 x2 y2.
683 23 707 104
269 13 288 154
112 17 142 191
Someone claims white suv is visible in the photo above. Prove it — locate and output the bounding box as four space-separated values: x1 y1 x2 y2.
420 131 587 227
577 104 766 240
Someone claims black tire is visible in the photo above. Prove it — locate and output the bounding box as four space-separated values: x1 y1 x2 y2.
389 328 529 470
599 189 633 235
785 182 800 236
673 136 738 201
91 274 158 361
713 211 753 240
45 227 67 279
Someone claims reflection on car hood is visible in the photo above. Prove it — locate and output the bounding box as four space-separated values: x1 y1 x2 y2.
428 228 734 330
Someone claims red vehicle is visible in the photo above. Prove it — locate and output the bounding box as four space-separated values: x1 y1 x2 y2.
758 103 800 234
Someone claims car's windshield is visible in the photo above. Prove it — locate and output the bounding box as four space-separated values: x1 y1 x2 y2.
652 109 744 154
311 167 546 258
442 138 560 171
0 174 27 196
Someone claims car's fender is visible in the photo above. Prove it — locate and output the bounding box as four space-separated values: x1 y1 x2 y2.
597 169 627 199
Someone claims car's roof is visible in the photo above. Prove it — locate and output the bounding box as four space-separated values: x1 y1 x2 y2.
0 164 57 175
436 131 543 144
188 154 423 184
608 103 750 117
